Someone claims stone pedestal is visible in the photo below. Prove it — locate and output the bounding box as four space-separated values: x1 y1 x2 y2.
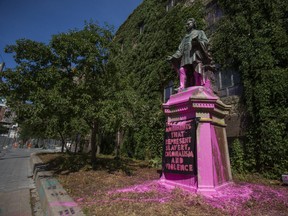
161 86 232 194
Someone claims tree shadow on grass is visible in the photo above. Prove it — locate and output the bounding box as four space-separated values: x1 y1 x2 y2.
38 152 149 176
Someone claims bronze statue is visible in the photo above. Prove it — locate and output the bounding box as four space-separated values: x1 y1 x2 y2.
167 18 213 92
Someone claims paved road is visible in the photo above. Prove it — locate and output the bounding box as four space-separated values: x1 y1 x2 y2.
0 148 46 216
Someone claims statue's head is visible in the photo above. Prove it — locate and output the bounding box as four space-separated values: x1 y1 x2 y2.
186 18 197 31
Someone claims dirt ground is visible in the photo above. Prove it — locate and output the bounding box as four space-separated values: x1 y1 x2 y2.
38 153 288 216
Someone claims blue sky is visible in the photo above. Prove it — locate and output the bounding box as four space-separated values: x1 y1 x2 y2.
0 0 143 69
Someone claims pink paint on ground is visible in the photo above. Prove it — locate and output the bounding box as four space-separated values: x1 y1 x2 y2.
74 179 288 215
203 183 253 209
203 182 288 214
75 181 173 206
49 201 78 207
81 197 172 206
76 198 84 202
108 180 171 194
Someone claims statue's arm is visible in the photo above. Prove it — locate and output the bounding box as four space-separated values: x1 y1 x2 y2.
167 39 183 61
198 30 209 44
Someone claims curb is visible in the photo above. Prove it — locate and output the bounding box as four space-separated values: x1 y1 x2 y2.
30 153 85 216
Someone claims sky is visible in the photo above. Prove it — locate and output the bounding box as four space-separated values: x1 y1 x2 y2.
0 0 143 69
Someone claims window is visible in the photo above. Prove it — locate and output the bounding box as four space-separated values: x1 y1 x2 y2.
166 0 175 12
164 81 174 102
139 22 144 35
205 1 223 33
219 70 240 89
119 39 124 52
216 69 242 97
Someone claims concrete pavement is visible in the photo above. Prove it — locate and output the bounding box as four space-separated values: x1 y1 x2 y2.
0 149 35 216
0 148 84 216
0 148 43 216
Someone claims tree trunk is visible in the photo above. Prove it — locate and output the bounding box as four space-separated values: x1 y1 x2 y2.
74 140 78 154
59 131 65 153
69 140 72 151
96 134 101 155
115 129 124 158
75 134 80 154
91 121 98 165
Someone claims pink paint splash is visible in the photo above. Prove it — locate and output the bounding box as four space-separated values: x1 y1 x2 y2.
203 182 288 214
75 181 173 206
76 198 84 202
49 201 78 207
79 197 171 206
108 180 171 194
204 183 253 209
74 180 288 215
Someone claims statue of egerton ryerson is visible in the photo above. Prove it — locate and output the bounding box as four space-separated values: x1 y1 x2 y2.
167 18 213 92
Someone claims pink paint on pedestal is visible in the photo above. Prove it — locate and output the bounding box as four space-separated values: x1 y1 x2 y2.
162 86 232 195
197 123 216 194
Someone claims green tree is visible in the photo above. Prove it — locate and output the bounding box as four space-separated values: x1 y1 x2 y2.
3 39 79 152
51 22 114 164
212 0 288 177
3 21 114 165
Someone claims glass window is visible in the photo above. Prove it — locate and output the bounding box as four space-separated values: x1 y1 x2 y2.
221 70 233 88
164 81 174 102
139 22 144 34
166 0 175 12
217 69 241 89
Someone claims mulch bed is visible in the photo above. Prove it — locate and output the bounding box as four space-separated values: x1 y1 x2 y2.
38 153 288 216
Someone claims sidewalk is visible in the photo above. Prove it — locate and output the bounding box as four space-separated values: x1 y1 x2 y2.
0 189 32 216
0 148 34 216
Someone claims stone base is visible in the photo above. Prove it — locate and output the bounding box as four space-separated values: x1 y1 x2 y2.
160 173 197 192
159 177 233 196
162 86 233 194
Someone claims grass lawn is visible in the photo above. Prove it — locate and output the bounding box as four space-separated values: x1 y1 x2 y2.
38 153 288 216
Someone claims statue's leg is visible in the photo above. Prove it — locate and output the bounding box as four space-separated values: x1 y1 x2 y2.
178 67 187 89
194 63 204 86
194 72 202 86
187 66 194 87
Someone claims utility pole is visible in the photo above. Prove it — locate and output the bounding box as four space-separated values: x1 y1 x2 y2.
0 62 4 72
0 52 5 73
0 53 5 84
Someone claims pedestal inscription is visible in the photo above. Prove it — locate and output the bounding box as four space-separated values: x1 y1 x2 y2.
163 119 196 174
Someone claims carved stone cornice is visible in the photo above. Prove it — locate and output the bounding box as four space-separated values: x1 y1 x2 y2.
163 86 231 123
